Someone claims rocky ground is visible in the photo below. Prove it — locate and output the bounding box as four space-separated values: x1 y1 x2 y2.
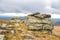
0 20 60 40
3 25 60 40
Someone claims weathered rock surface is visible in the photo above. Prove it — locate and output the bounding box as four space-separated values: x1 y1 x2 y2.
24 13 54 33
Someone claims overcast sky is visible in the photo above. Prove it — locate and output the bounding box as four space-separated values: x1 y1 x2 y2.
0 0 60 18
0 0 60 13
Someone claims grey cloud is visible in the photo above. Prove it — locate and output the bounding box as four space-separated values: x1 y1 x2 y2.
0 0 60 14
0 0 48 13
51 0 60 9
0 0 25 13
51 0 60 14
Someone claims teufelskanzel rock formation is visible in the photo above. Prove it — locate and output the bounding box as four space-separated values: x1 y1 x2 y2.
0 13 60 40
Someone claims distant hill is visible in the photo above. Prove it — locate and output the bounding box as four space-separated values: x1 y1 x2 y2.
0 16 25 20
51 19 60 26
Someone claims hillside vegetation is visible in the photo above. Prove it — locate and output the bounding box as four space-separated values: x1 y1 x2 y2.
0 20 60 40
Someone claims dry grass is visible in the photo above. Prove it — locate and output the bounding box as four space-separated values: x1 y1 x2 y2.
53 26 60 36
0 20 60 40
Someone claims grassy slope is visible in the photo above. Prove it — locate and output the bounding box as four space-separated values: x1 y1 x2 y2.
53 26 60 36
0 20 60 40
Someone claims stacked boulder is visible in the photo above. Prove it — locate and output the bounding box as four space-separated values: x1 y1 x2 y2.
24 12 54 34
